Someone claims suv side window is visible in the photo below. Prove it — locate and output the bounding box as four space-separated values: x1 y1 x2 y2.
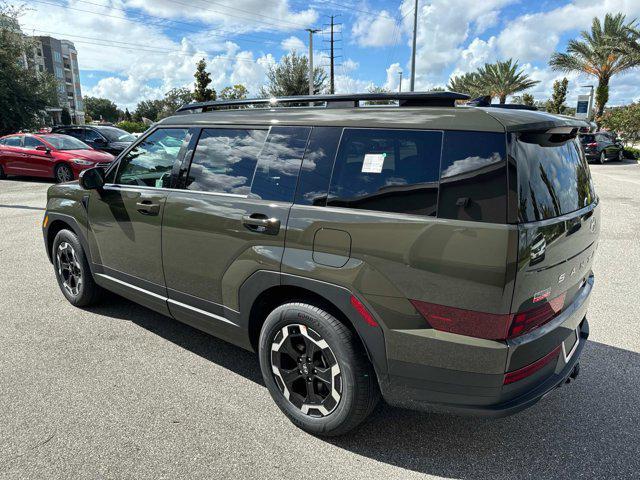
439 131 507 224
295 127 343 206
186 128 267 194
327 128 442 216
116 128 189 187
250 126 311 202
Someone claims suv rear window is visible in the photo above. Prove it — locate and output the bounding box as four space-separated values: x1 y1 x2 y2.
513 134 595 222
327 128 442 216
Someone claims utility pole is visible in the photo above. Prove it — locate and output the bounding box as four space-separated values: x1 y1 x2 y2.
330 15 335 94
410 0 419 92
306 28 320 96
398 70 403 93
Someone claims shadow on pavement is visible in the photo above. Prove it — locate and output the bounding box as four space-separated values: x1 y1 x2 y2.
87 295 639 479
0 176 55 183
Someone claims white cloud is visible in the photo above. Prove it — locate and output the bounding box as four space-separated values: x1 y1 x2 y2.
342 58 359 73
281 36 306 53
383 63 403 92
352 10 398 47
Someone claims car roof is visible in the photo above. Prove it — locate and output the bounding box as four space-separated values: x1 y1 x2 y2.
159 104 587 133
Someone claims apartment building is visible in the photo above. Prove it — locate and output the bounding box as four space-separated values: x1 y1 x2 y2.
32 36 85 125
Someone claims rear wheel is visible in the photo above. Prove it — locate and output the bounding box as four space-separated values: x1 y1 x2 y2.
259 302 379 436
0 164 6 179
52 229 101 307
599 151 606 164
618 149 624 161
55 163 74 183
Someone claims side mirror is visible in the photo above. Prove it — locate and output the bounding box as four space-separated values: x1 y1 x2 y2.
93 137 106 145
79 167 105 190
35 145 51 153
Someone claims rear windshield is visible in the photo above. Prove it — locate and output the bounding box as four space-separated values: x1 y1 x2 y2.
96 126 136 142
579 134 595 144
513 134 596 222
40 135 90 150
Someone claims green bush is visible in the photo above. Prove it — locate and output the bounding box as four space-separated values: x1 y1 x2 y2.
623 147 640 160
116 121 147 133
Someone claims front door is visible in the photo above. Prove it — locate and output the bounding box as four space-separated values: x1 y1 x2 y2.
87 127 191 314
22 136 51 177
161 126 310 340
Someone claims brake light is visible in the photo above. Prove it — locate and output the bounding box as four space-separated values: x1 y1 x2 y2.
410 292 567 341
503 346 561 384
586 142 597 148
350 295 378 327
508 293 566 338
409 300 512 340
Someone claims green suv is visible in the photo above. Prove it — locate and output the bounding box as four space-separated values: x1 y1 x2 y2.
43 93 599 436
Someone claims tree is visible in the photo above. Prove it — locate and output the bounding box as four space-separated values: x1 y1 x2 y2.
194 58 215 102
448 60 538 103
549 13 640 117
159 87 194 118
124 108 132 121
133 99 164 122
512 93 536 106
0 4 58 134
477 59 539 104
61 107 71 125
546 77 569 114
83 96 119 122
219 84 249 100
260 52 327 97
599 102 640 146
364 85 393 105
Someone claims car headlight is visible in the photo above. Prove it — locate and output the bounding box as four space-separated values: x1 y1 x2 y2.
71 159 94 166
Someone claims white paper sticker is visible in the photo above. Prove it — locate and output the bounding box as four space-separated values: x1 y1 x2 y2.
362 153 386 173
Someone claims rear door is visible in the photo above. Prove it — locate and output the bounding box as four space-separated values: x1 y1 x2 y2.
509 131 599 337
0 136 25 173
161 126 310 339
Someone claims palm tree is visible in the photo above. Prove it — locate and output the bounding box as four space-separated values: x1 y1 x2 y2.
549 13 640 117
447 72 485 98
479 59 539 104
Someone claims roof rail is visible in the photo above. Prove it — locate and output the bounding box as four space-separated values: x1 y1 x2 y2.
175 91 470 114
466 96 538 111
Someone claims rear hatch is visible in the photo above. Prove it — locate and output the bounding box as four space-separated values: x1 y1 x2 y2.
506 129 599 373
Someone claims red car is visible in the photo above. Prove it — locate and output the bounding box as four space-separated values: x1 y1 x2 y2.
0 133 115 183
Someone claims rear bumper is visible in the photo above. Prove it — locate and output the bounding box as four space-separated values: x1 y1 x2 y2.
380 318 587 417
378 275 593 417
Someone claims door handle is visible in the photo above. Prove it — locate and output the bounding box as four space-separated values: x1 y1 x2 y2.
242 214 280 235
136 199 160 215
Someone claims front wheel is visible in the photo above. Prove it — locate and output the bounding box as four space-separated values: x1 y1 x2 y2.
259 302 380 436
0 164 6 179
52 229 101 307
55 163 74 183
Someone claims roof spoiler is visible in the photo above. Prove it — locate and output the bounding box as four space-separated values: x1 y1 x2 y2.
175 91 471 113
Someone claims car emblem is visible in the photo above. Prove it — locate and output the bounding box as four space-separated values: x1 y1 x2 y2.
590 218 597 233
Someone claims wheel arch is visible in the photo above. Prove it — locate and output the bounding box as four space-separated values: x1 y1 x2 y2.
239 270 388 378
44 213 92 270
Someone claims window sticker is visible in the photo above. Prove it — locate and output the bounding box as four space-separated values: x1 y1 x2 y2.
362 153 386 173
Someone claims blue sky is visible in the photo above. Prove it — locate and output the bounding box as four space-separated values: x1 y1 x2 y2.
16 0 640 109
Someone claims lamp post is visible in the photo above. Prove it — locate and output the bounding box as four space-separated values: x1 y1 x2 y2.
398 70 403 93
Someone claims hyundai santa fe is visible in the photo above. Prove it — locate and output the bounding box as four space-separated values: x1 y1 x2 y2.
42 92 599 436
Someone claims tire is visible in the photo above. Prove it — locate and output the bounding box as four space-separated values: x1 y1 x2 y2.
618 149 624 161
259 302 380 436
52 229 101 307
0 164 6 179
55 163 74 183
599 151 606 164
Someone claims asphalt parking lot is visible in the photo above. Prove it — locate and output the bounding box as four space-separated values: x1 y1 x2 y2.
1 161 639 480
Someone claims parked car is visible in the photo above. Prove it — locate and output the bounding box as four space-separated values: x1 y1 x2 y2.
51 125 136 155
579 131 624 163
42 93 599 436
0 133 114 182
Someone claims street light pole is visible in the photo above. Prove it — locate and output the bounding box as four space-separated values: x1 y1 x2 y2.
409 0 419 92
306 28 320 96
398 70 403 93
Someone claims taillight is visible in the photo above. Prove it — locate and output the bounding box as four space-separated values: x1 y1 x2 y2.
409 300 512 340
508 293 566 338
586 142 597 148
503 346 561 384
410 292 566 341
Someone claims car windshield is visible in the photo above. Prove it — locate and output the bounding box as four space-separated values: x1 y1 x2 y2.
96 127 136 142
579 134 595 143
40 134 91 150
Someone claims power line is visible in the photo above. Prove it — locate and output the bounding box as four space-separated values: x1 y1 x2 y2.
22 28 270 65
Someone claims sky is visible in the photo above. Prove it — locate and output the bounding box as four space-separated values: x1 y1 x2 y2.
14 0 640 109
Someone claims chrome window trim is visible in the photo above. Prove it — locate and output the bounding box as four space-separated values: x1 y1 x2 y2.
102 183 249 199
